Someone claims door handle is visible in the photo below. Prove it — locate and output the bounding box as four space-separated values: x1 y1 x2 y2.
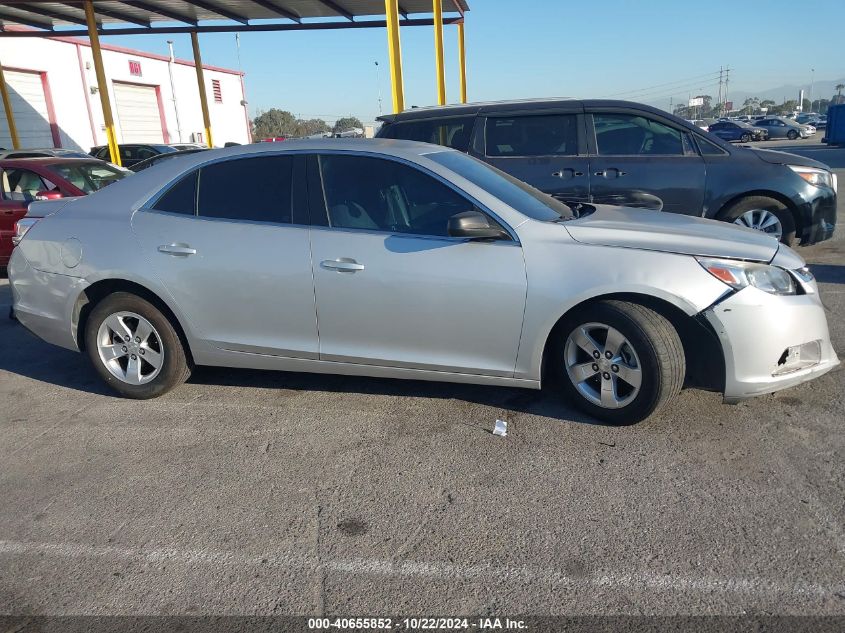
552 169 584 178
595 168 628 178
158 244 196 256
321 258 365 273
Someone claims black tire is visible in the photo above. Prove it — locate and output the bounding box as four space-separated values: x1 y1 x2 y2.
548 300 685 425
85 292 190 399
740 133 751 143
787 130 799 140
718 195 796 246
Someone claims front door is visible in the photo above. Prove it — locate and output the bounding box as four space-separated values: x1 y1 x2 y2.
587 111 706 214
131 154 319 358
479 110 590 205
308 153 527 377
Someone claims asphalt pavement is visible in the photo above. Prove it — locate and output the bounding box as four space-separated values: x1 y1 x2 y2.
1 139 843 621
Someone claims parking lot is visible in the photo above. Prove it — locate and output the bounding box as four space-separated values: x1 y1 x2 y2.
1 138 844 619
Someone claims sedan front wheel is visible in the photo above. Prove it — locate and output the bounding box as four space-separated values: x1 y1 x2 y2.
550 300 685 425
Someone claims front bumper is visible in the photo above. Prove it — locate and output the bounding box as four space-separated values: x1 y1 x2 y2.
8 249 86 352
703 285 839 403
795 185 837 245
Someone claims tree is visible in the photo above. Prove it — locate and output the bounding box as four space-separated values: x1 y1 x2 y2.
802 98 811 113
252 108 298 138
834 84 845 105
760 99 776 112
742 97 759 115
333 116 364 134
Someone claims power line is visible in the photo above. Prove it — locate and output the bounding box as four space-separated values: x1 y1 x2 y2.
600 70 723 99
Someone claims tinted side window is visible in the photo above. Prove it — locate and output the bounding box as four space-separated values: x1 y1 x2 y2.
319 155 476 237
197 156 293 223
594 113 684 156
485 114 578 157
152 171 197 215
695 136 728 156
380 116 475 151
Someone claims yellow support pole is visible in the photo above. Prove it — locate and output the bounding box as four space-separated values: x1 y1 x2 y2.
432 0 446 105
384 0 405 113
191 32 214 148
457 22 467 104
84 0 121 166
0 60 20 149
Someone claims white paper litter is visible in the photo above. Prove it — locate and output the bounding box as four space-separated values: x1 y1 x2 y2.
493 419 508 437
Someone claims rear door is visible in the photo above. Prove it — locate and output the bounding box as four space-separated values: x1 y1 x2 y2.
586 109 706 214
478 107 590 204
131 154 319 357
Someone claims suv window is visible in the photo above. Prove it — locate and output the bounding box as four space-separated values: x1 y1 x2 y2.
197 156 293 223
318 154 478 237
485 114 578 157
593 113 685 155
379 116 475 151
151 171 197 215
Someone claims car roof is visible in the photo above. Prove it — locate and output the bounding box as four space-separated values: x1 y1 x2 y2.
377 98 687 122
0 157 111 167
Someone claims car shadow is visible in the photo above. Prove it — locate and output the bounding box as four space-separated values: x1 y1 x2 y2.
0 285 604 426
809 263 845 285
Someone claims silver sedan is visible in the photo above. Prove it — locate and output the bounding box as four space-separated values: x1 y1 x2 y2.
8 140 839 424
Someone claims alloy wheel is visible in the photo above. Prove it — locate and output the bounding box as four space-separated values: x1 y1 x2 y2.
96 311 164 385
733 209 783 240
564 322 642 409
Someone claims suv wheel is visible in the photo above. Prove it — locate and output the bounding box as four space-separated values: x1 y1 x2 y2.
85 292 190 398
719 195 796 245
548 300 685 425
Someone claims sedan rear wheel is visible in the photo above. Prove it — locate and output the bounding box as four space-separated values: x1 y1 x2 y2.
549 300 685 425
85 292 190 398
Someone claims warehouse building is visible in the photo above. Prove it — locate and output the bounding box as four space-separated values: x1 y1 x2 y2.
0 29 251 152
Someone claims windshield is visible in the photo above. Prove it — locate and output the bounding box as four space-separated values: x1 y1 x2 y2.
48 163 128 193
428 151 574 221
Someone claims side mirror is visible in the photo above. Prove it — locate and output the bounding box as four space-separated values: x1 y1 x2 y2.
447 211 510 241
35 190 63 201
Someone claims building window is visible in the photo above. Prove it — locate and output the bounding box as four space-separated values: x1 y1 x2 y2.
212 79 222 103
128 60 142 76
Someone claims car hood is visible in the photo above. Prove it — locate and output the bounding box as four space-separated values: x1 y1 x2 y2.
563 205 779 262
746 147 829 170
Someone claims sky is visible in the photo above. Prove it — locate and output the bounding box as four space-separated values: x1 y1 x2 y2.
90 0 845 124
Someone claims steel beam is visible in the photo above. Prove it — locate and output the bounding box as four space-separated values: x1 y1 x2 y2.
191 32 214 148
432 0 445 105
83 0 121 165
0 17 459 37
457 20 466 103
384 0 404 113
0 59 21 149
117 0 197 25
247 0 301 22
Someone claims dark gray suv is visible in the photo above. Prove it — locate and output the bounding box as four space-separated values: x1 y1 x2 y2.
377 99 837 245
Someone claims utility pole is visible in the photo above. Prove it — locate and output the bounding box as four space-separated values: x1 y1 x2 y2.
809 68 815 111
375 61 383 115
717 66 723 111
724 66 730 112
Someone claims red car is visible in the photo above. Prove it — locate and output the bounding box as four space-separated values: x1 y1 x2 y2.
1 157 128 269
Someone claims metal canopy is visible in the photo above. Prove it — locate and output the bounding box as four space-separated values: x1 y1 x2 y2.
0 0 468 34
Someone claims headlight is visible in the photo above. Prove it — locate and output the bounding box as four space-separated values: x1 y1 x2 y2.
696 257 796 295
788 165 834 188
